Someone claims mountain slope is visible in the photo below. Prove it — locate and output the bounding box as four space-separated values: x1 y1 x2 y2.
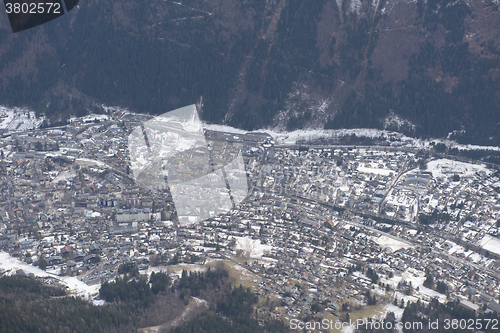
0 0 498 144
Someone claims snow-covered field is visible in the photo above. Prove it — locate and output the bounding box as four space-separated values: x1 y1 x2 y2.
269 128 415 146
478 235 500 256
381 268 447 304
0 106 45 132
207 120 500 157
52 170 77 183
69 114 110 123
203 123 248 135
372 235 413 252
2 103 499 158
234 236 273 258
75 157 108 168
446 241 465 255
146 264 206 280
0 252 101 303
426 158 492 178
210 123 498 155
341 303 406 333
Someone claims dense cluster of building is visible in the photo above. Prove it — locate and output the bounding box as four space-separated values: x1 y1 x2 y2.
0 109 499 327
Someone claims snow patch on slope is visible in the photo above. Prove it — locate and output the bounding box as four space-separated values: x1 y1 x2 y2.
0 106 45 132
0 251 101 302
234 237 273 258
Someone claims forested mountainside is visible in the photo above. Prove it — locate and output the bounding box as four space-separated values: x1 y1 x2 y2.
0 0 499 144
0 268 289 333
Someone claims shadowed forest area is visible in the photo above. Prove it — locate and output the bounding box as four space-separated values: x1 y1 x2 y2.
0 0 498 144
0 265 289 333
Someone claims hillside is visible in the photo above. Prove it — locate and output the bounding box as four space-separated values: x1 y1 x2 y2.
0 0 499 144
0 268 288 333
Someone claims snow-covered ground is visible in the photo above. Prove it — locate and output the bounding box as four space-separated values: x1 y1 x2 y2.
358 165 396 176
426 158 492 178
234 236 273 258
382 268 447 303
0 106 45 132
208 121 500 154
372 235 413 252
2 103 499 157
205 123 423 148
383 113 415 132
52 170 77 183
146 264 206 280
468 253 483 263
69 114 110 123
0 252 101 303
350 0 362 13
207 123 500 156
268 128 417 146
342 303 406 333
75 157 108 168
446 242 465 255
478 235 500 256
203 123 248 135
